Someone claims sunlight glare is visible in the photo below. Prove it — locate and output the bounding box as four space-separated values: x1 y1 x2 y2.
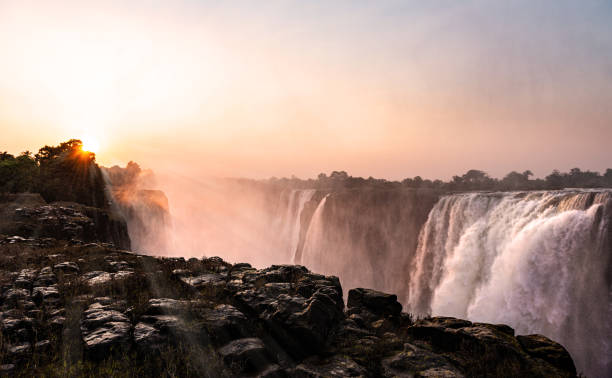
81 135 100 153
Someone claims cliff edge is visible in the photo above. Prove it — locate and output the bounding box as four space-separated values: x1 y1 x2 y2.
0 235 576 377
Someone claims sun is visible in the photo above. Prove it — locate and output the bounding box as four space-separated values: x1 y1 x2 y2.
80 136 100 154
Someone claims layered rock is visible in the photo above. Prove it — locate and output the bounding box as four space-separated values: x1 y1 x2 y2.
0 193 130 250
0 237 577 377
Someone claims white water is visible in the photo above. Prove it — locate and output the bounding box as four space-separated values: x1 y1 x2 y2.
300 194 329 267
407 190 612 377
275 189 316 262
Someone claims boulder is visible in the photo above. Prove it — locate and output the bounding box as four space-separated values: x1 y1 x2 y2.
203 304 251 345
517 334 576 375
218 337 274 374
80 301 131 356
293 355 367 377
382 343 463 377
347 288 402 317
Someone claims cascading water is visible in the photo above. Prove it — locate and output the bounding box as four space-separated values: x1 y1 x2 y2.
299 193 329 267
275 189 316 262
407 190 612 377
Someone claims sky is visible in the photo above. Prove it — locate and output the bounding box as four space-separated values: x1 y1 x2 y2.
1 0 611 180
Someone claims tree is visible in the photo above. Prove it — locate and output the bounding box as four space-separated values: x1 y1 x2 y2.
545 170 564 189
35 139 106 207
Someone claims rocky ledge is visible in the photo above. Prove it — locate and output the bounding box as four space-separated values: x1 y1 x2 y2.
0 236 576 377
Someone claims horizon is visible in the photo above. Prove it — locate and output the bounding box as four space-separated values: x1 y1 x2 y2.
2 1 612 181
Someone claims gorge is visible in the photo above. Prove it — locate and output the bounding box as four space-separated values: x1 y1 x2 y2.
159 184 610 377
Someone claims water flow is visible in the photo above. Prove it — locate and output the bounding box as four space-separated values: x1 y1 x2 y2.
275 189 316 262
299 194 329 268
407 190 612 377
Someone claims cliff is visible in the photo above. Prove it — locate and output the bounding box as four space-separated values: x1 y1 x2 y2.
0 236 576 377
0 193 130 250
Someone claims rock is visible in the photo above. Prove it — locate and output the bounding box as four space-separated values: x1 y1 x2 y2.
80 301 131 355
2 288 30 307
14 269 37 289
7 342 32 361
82 271 113 286
1 317 33 338
109 261 131 272
517 334 576 375
31 286 60 306
293 355 368 377
258 364 287 378
34 339 52 352
81 321 131 355
203 304 251 345
233 267 344 359
144 298 190 315
0 364 15 374
0 236 580 377
53 262 79 274
218 337 274 374
139 315 183 333
382 343 463 377
347 288 402 317
33 268 57 287
181 273 226 295
134 322 164 350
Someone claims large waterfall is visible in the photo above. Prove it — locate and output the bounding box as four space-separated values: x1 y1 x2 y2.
407 190 612 377
166 182 611 376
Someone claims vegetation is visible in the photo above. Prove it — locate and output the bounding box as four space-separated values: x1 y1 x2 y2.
0 139 106 207
263 167 612 192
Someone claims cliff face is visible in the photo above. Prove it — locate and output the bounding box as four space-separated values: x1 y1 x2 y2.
0 193 130 250
0 236 576 377
110 189 171 254
295 188 441 300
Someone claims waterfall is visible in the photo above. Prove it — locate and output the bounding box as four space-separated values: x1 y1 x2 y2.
276 189 317 262
299 194 329 267
407 190 612 377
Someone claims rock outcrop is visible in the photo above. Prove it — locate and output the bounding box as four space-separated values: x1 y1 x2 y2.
0 193 130 250
0 236 577 377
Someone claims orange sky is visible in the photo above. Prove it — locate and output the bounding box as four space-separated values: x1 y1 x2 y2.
1 1 611 180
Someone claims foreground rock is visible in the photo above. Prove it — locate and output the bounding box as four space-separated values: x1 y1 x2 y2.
0 193 130 250
0 237 577 377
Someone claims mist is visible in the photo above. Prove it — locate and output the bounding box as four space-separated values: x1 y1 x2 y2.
2 0 612 180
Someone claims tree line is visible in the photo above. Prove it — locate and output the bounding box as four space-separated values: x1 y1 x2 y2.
265 168 612 192
0 139 106 207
